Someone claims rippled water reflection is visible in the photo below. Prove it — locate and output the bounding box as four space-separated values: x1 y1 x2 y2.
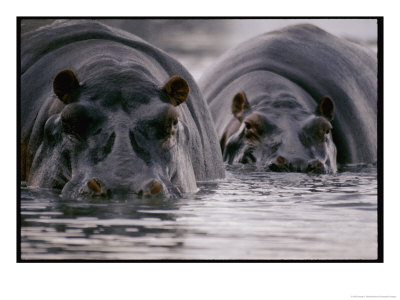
20 165 377 260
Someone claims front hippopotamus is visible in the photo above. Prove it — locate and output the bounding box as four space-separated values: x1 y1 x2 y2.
199 24 377 173
21 20 224 199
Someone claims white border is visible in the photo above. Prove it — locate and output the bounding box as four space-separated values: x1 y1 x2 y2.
2 1 398 299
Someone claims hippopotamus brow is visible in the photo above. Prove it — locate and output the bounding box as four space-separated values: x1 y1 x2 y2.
271 98 303 109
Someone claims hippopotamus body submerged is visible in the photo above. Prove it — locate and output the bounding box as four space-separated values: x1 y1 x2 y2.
199 24 377 173
21 20 224 199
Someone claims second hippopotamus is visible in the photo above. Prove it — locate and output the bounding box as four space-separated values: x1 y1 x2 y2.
199 24 377 173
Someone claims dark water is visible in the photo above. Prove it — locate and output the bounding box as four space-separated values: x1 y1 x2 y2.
19 19 378 260
20 165 377 260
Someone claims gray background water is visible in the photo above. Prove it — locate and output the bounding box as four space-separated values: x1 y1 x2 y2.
20 18 378 260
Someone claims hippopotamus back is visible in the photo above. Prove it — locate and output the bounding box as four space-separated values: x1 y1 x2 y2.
199 24 377 167
21 20 224 198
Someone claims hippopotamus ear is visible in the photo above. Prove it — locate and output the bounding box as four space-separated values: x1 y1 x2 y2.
162 75 190 106
316 96 335 121
231 92 250 122
53 70 80 104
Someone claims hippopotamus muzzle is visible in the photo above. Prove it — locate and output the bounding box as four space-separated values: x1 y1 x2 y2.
62 176 182 200
267 156 327 174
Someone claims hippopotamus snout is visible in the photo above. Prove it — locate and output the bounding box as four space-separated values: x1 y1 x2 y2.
86 178 171 198
267 155 327 173
62 174 181 200
86 178 166 197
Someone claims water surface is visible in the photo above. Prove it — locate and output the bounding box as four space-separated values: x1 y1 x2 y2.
20 165 377 260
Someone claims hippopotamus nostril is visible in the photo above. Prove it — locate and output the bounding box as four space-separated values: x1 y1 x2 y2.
306 160 325 173
276 156 286 165
268 156 290 172
87 178 109 197
150 180 163 195
137 179 164 197
88 178 102 193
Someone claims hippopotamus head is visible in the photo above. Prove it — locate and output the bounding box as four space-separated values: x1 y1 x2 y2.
221 92 337 173
28 69 198 199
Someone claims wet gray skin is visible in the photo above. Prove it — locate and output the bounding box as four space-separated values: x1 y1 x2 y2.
21 20 224 199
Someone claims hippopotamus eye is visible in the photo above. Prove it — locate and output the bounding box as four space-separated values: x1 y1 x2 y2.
61 104 92 138
162 117 178 138
158 108 180 139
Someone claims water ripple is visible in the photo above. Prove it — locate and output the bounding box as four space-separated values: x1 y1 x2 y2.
20 166 378 260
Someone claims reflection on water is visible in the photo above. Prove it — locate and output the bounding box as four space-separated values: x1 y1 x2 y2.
20 165 377 260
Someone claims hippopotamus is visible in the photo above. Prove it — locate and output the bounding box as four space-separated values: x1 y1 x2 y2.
20 20 224 199
199 24 377 173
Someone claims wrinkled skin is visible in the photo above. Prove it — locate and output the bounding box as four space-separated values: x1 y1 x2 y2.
21 20 224 199
199 24 377 173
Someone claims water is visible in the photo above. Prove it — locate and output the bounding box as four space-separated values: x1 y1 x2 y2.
20 165 377 260
19 19 379 260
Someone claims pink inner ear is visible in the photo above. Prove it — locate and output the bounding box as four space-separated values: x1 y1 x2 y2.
319 96 334 121
53 70 80 104
163 76 189 106
232 92 250 121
